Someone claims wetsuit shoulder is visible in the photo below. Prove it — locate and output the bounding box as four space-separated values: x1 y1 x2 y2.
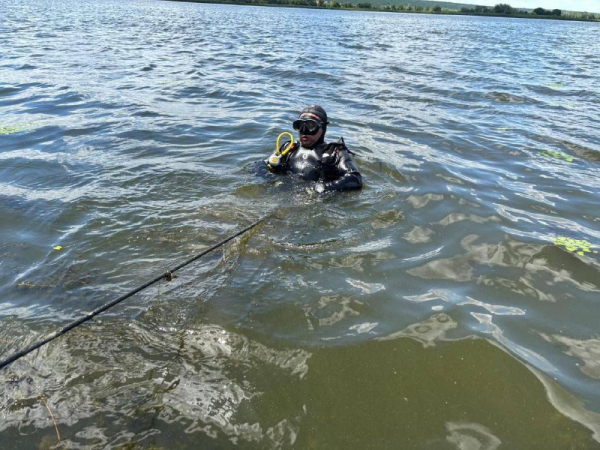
322 139 362 191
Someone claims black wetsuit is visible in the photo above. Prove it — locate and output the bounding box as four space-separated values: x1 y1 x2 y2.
267 141 362 191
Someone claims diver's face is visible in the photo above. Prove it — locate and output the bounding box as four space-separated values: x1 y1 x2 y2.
294 115 324 148
299 127 323 148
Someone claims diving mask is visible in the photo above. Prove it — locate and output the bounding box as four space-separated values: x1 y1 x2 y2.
293 119 322 135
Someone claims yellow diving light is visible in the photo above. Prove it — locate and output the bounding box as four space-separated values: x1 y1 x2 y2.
268 132 295 168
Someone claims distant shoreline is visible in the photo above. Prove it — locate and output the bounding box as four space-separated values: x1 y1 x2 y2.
166 0 600 22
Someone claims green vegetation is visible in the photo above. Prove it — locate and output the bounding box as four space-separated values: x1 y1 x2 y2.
0 122 45 135
177 0 600 21
554 236 599 256
541 149 575 162
458 4 598 20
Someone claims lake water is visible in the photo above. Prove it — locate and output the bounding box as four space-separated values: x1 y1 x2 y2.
1 0 600 447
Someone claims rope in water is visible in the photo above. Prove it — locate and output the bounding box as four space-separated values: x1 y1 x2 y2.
0 217 266 371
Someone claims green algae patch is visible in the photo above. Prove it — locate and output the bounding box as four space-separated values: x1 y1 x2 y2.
0 124 27 135
541 150 574 162
554 237 599 256
0 122 45 135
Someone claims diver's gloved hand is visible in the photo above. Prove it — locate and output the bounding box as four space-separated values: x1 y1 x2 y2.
314 182 325 193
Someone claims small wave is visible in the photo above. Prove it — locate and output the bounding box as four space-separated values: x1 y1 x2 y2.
486 91 538 104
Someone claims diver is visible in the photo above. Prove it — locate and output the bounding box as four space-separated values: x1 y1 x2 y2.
266 105 362 192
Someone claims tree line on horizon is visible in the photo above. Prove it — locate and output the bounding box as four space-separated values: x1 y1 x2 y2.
211 0 599 20
461 4 560 15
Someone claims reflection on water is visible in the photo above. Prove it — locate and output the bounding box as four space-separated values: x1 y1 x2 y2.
1 0 600 447
1 321 311 448
541 333 600 380
379 313 457 347
445 422 501 450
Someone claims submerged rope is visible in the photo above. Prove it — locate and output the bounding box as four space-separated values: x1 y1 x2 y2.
0 217 266 371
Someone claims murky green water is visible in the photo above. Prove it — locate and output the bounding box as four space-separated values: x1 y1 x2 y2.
1 0 600 447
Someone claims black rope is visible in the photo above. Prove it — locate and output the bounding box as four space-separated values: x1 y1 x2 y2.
0 217 266 371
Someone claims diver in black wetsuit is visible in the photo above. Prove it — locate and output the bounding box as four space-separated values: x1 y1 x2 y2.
266 105 362 192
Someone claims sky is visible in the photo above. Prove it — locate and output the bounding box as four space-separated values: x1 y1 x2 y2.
460 0 600 12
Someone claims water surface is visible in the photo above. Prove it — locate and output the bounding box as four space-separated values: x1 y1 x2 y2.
1 0 600 448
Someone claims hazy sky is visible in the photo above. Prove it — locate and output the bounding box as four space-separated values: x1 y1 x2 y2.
461 0 600 13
